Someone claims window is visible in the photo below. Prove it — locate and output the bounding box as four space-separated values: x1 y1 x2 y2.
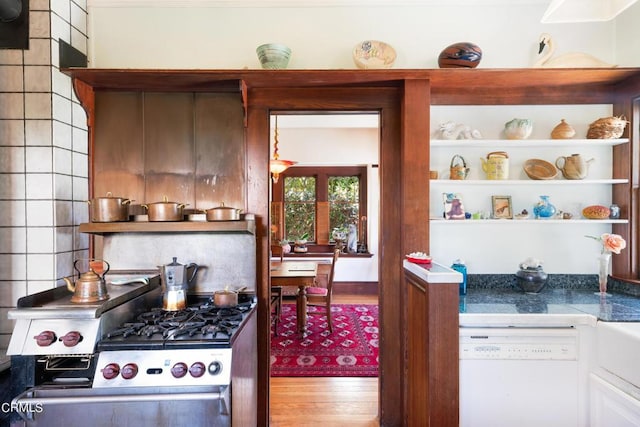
271 166 367 252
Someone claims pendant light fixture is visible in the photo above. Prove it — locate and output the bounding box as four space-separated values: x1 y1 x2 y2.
541 0 638 23
269 115 296 183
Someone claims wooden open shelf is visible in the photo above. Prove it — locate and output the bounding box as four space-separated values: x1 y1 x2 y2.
79 219 256 235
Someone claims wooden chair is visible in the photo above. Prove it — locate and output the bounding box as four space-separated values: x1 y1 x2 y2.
305 249 340 333
270 244 284 335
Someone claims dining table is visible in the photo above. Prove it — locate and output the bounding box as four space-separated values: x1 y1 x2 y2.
270 260 321 334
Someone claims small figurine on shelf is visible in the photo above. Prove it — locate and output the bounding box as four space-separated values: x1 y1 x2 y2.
438 121 483 140
332 227 347 253
293 233 309 253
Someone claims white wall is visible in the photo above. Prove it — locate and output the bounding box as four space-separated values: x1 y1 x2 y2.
86 2 630 69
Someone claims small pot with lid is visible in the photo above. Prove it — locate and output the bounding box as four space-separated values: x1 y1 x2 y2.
88 192 132 222
143 196 188 222
206 203 242 221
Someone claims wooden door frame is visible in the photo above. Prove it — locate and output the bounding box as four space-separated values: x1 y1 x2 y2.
246 85 414 426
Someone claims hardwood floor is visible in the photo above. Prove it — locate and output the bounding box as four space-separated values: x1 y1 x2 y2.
269 294 379 426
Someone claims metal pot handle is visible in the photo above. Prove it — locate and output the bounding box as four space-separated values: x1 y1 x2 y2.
73 258 111 280
186 263 199 284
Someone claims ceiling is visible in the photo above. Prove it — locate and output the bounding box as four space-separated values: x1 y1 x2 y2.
88 0 548 7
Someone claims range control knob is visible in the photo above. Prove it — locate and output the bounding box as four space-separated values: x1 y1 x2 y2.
189 362 206 378
33 330 57 347
208 361 222 376
121 363 138 380
59 331 83 347
171 362 188 378
102 363 120 380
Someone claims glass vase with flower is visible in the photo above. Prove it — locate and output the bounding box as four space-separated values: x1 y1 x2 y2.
585 233 626 296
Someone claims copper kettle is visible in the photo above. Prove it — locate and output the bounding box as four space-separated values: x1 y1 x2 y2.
63 259 110 303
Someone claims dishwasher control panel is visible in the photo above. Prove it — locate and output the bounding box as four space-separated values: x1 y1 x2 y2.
459 328 578 360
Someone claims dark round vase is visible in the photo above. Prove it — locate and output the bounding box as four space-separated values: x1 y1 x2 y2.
515 267 548 293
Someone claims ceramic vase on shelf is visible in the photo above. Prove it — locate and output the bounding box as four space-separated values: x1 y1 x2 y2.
533 195 556 219
597 252 612 295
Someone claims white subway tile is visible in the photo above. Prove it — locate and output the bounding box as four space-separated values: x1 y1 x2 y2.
25 146 52 172
24 65 51 92
51 0 70 23
0 50 24 65
23 39 51 66
26 200 54 226
55 251 73 279
0 228 26 253
51 14 70 46
72 101 88 131
0 173 25 199
55 226 73 253
0 201 25 227
29 11 51 39
25 173 53 199
0 120 25 146
72 151 87 177
73 232 89 253
52 93 72 123
54 172 72 200
72 177 88 202
0 147 25 173
73 198 89 223
0 66 24 91
53 120 71 149
55 200 73 227
52 69 72 99
70 2 87 35
51 39 59 69
0 281 28 307
27 280 56 295
27 227 54 253
0 94 25 119
70 28 87 55
53 147 72 175
27 253 55 281
72 0 87 13
0 255 26 280
25 119 53 146
24 93 52 119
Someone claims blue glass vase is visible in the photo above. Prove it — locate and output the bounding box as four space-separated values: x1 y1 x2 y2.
533 195 556 219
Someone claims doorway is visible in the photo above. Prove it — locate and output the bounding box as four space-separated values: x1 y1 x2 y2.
267 113 381 425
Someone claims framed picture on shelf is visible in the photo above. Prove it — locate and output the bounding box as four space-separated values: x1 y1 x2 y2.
443 192 466 220
492 195 513 219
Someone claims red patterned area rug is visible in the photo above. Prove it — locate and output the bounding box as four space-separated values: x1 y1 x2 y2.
270 303 379 377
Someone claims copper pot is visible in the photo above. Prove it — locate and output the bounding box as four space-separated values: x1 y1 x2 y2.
143 196 188 222
206 203 242 221
213 289 238 307
88 192 132 222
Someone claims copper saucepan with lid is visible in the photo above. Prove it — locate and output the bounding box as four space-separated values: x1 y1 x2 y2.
143 196 188 222
88 192 133 222
206 202 242 221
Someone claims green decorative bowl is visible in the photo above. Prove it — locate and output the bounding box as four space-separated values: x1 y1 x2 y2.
256 43 291 69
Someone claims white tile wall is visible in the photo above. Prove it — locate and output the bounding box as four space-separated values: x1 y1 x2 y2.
0 1 89 353
25 173 53 199
0 120 25 145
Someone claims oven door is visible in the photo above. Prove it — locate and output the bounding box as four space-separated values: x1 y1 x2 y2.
10 384 230 427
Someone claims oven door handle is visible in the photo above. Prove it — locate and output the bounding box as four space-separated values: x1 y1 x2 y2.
12 386 229 421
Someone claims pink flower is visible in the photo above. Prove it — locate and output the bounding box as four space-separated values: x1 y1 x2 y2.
586 233 626 254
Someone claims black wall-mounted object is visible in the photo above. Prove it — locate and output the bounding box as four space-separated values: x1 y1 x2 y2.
59 39 87 68
0 0 28 49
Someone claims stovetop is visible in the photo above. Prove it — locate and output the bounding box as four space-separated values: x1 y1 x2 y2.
97 295 256 351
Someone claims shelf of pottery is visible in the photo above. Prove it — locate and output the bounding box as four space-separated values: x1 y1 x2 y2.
429 105 628 225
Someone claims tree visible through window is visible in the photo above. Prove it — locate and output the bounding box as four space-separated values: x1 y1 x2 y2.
272 166 367 252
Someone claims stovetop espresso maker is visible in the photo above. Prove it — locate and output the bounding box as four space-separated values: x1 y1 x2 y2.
159 257 199 311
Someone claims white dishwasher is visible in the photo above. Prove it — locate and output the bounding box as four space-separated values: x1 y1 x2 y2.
460 327 580 427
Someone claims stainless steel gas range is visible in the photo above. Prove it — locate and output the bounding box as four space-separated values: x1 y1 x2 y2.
6 272 257 427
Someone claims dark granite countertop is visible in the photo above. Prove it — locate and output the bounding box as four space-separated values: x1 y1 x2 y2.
460 274 640 322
